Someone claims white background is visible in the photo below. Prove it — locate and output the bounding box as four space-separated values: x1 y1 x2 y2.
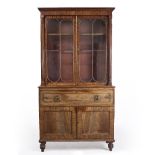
0 0 155 155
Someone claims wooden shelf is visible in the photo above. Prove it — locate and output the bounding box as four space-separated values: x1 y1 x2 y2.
47 50 73 54
80 50 105 53
80 33 105 36
48 33 72 36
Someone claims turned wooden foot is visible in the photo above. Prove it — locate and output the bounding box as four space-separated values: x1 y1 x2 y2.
39 141 46 152
106 141 114 151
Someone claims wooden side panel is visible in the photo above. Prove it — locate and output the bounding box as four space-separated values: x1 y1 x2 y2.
40 107 76 140
77 107 114 140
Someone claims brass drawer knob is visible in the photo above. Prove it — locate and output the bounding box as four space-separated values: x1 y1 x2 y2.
53 95 61 102
94 95 100 102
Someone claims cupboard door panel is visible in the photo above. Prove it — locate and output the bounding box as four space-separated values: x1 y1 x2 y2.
40 107 76 140
77 107 114 139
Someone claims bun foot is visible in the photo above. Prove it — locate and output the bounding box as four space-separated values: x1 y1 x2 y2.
39 141 46 152
106 141 114 151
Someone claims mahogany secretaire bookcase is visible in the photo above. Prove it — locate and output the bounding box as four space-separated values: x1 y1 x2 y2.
38 8 115 152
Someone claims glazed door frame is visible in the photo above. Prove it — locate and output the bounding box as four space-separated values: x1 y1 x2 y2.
41 15 112 87
43 16 76 86
76 16 110 87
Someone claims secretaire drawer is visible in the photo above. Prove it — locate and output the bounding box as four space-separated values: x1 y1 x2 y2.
40 90 114 106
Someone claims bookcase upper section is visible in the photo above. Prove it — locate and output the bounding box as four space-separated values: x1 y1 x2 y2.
39 8 114 87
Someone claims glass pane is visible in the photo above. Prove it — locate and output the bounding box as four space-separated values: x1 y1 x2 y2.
61 53 73 81
80 19 92 34
47 35 59 50
61 20 73 34
47 51 60 81
61 35 73 51
47 19 59 34
80 35 92 50
93 51 107 82
47 18 73 83
93 20 106 34
79 18 107 83
93 35 106 50
80 52 92 81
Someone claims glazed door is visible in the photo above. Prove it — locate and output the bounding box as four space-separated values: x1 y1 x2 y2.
77 17 108 86
40 107 76 140
45 16 75 85
77 107 114 139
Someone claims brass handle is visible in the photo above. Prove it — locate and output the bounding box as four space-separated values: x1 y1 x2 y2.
53 95 61 102
43 95 52 100
44 96 48 99
94 95 99 102
104 94 112 100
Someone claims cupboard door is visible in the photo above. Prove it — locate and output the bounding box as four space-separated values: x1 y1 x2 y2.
78 17 108 85
40 107 76 140
45 16 75 84
77 107 114 139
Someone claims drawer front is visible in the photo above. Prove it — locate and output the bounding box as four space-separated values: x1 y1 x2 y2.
40 90 114 106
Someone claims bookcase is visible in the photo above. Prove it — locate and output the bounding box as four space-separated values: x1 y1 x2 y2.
38 8 115 152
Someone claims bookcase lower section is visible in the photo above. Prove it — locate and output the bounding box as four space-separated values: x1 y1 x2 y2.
39 87 115 151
